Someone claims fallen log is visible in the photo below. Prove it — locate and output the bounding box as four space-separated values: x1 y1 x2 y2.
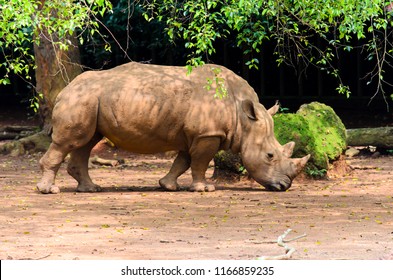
346 127 393 149
0 131 51 156
2 125 39 133
0 125 40 140
0 132 19 140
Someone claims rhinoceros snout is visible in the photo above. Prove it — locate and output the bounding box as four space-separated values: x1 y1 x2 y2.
263 154 310 191
264 180 291 192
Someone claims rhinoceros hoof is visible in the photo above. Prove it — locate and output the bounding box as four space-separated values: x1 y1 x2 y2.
158 178 179 191
190 183 215 192
37 183 60 194
50 186 61 194
76 184 102 192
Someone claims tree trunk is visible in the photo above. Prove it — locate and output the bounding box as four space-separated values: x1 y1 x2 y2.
34 35 82 133
33 0 82 133
346 127 393 148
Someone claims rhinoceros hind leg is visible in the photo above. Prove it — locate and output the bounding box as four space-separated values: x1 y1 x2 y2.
158 178 179 191
188 137 220 192
37 143 70 194
67 134 102 192
76 183 102 193
159 151 191 191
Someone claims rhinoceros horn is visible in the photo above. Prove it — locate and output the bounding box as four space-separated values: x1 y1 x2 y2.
291 154 311 176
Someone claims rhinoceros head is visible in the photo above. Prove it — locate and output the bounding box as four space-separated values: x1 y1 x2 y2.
239 100 310 191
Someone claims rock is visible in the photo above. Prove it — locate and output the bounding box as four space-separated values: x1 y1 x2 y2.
345 147 360 158
274 102 347 173
371 151 381 158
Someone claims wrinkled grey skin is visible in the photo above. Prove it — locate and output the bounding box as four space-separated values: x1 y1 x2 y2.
37 62 310 194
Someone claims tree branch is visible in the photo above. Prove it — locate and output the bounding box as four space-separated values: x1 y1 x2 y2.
257 229 307 260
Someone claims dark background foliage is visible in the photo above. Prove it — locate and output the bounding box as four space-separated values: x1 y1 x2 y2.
1 0 392 127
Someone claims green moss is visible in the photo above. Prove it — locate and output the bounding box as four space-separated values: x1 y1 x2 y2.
297 102 347 160
274 113 328 170
274 102 347 173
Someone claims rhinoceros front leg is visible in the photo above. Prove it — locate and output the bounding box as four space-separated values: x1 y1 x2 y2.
189 137 220 192
159 151 191 191
67 134 102 192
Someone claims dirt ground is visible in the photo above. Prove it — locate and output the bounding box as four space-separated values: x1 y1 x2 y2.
1 141 393 260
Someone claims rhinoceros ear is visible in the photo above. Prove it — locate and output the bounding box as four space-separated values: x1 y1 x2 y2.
267 100 280 116
241 99 257 120
282 141 295 157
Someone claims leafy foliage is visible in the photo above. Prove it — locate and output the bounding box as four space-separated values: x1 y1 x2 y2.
203 67 228 99
0 0 112 85
2 0 393 106
80 0 177 69
143 0 393 102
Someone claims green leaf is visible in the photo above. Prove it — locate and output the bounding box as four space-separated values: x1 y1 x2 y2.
1 78 10 85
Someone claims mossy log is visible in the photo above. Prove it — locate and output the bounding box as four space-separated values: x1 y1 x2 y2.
0 125 39 133
347 127 393 148
0 125 39 140
0 132 19 140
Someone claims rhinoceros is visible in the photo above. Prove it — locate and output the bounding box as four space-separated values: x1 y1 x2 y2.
37 62 310 194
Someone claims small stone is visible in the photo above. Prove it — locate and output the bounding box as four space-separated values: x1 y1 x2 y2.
345 147 360 158
371 152 381 158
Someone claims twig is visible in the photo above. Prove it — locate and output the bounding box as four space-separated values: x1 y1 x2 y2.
349 165 378 170
16 253 52 260
89 156 119 167
257 229 307 260
35 253 52 260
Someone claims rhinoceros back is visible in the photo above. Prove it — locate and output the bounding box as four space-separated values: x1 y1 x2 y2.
53 62 244 153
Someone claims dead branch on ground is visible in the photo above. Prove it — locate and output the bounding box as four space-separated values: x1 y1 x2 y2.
257 229 307 260
89 155 119 167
